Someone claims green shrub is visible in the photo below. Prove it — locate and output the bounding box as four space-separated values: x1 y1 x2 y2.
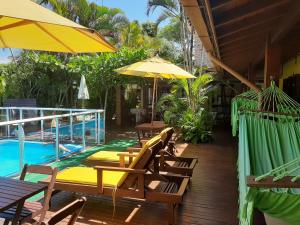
157 69 215 143
179 109 213 143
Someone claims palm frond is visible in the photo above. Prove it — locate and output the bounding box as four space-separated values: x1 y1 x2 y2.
191 73 214 95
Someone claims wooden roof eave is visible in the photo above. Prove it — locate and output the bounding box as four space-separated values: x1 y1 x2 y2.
181 0 220 71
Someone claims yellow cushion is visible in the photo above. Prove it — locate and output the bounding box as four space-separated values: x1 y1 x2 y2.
56 167 126 187
129 135 161 169
159 127 173 142
87 151 129 163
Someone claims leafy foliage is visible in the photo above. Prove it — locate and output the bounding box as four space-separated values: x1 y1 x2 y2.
157 71 215 143
179 109 213 143
39 0 129 44
0 48 148 116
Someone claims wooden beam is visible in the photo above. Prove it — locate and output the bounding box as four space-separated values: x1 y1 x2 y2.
211 0 230 11
215 0 288 28
212 0 252 14
209 53 261 92
218 14 283 39
216 7 288 36
115 85 123 126
203 0 221 59
181 0 214 54
271 1 300 43
220 37 262 53
264 36 282 88
221 44 262 59
181 0 219 70
219 31 266 47
247 63 254 83
248 176 300 189
252 1 300 67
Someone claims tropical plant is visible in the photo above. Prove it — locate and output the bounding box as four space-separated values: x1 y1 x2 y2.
147 0 194 72
142 22 158 37
39 0 129 44
179 109 213 143
157 70 215 142
0 48 149 120
0 73 5 104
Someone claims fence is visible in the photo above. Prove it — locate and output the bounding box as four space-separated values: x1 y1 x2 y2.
0 107 105 176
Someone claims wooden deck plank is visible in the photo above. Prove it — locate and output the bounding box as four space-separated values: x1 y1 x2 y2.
0 127 239 225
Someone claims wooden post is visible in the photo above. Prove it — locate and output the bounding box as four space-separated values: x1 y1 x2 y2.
141 86 148 119
264 36 282 88
115 85 123 126
247 64 254 83
151 77 158 124
208 53 261 93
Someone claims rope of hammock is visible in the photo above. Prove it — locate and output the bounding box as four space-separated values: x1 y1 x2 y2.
233 81 300 116
255 157 300 182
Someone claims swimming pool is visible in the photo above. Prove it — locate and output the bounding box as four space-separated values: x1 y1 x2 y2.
46 119 105 141
0 140 83 177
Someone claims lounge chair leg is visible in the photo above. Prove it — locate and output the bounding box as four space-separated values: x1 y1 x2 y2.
167 203 175 225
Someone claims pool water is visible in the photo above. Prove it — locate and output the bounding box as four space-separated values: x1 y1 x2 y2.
46 119 105 140
0 140 82 177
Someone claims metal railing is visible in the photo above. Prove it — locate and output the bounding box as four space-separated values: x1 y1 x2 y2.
0 107 105 176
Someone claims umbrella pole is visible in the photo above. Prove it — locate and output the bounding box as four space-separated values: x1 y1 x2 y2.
151 77 157 124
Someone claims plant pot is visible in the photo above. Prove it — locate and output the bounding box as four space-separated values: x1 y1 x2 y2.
264 214 290 225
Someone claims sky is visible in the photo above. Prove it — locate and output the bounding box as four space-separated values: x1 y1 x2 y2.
91 0 162 23
0 0 163 63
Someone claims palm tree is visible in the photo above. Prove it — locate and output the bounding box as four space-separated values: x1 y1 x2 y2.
157 72 215 143
38 0 129 44
157 72 214 122
147 0 194 72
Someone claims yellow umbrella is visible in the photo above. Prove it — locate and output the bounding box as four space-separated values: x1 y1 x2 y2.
0 0 116 53
115 56 196 123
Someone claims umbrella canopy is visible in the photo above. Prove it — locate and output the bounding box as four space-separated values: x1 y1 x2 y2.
78 75 89 100
0 0 116 53
115 56 196 123
115 56 195 79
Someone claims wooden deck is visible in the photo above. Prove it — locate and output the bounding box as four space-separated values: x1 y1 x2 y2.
38 126 238 225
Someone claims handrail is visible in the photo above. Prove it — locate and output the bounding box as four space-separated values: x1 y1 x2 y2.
0 106 104 112
0 107 105 175
0 110 103 126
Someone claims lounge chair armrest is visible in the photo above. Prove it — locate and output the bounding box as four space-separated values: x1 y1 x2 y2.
117 152 139 167
127 147 142 153
117 152 139 157
140 139 149 145
95 166 146 193
95 166 146 174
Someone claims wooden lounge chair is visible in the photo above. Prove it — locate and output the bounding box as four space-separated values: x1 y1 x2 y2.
157 153 198 177
41 136 189 225
85 127 198 176
84 127 175 167
0 165 57 225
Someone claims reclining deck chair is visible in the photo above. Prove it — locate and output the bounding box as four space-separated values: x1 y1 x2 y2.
85 127 197 176
41 136 189 225
85 127 175 167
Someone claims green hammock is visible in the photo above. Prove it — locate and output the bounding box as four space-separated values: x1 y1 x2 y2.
235 82 300 225
231 90 258 136
232 82 300 137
